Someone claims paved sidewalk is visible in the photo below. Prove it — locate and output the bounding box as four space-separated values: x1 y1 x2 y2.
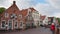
0 27 52 34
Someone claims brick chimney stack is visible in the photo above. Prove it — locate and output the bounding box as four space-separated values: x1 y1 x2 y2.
13 1 16 4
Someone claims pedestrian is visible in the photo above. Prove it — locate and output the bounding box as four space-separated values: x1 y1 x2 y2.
50 23 55 34
44 24 46 28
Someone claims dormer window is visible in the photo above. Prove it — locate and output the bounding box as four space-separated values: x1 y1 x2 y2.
5 13 9 18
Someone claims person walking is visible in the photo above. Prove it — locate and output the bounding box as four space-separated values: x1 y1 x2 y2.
50 23 55 34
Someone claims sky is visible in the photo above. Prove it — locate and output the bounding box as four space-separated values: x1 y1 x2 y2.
0 0 60 17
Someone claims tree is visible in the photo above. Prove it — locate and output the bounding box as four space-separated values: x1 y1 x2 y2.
0 7 6 24
57 18 60 24
0 7 6 14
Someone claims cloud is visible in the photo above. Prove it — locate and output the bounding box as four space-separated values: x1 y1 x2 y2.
54 13 60 18
0 0 60 17
33 3 54 16
45 0 60 9
0 0 37 9
44 0 60 17
0 0 13 8
16 0 33 10
34 0 60 17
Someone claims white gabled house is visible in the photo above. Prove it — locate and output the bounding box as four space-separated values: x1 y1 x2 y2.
40 15 48 26
43 16 48 25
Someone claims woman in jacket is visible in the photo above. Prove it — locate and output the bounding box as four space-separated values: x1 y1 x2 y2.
50 23 55 34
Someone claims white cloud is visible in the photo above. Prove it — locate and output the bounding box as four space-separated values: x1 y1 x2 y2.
45 0 60 9
33 0 60 17
33 3 54 16
0 0 60 17
16 0 33 10
0 0 33 9
0 0 13 8
54 13 60 18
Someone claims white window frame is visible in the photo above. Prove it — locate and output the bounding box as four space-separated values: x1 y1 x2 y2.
14 20 18 29
8 20 13 29
20 21 23 28
1 20 6 29
5 13 9 18
11 13 17 19
19 15 22 19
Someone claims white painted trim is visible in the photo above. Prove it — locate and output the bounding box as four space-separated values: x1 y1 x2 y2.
1 20 6 29
12 20 13 30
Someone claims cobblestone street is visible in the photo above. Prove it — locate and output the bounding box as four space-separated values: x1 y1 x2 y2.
0 27 52 34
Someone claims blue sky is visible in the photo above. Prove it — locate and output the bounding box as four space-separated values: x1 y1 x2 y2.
34 0 46 3
0 0 60 17
31 0 46 4
29 0 47 6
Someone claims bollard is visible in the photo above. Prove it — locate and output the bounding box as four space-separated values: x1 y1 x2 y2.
57 28 59 34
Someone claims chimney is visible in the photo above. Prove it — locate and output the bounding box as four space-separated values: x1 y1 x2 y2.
13 1 16 4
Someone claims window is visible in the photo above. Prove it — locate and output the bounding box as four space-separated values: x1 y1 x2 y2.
5 13 9 18
8 20 12 29
28 9 31 15
30 17 32 20
1 21 6 28
20 21 23 27
15 16 17 18
20 22 23 26
29 11 31 14
19 15 22 19
11 14 17 19
14 21 18 28
27 16 29 20
27 15 32 20
20 21 24 28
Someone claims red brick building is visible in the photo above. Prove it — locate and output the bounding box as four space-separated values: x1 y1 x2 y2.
0 1 37 30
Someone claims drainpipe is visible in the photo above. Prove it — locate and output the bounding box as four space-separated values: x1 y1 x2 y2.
0 14 1 28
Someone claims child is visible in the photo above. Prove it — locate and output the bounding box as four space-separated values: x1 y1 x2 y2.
50 23 55 34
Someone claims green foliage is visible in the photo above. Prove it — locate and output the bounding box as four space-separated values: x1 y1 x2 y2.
57 18 60 24
0 7 6 14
